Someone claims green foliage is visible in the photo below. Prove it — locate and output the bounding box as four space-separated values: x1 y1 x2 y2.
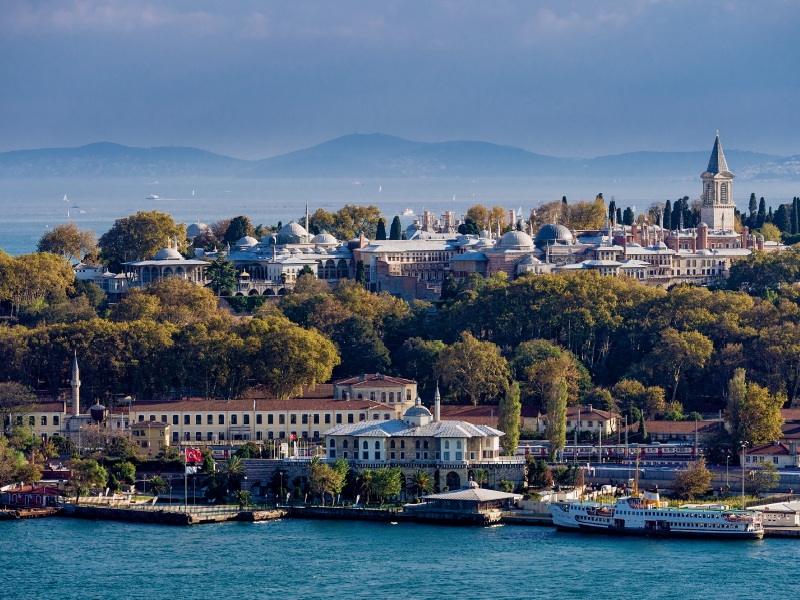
224 216 255 244
149 475 169 496
409 470 433 498
371 467 402 505
392 338 445 396
233 489 253 507
545 380 568 460
68 458 108 502
223 295 269 313
98 210 186 272
37 222 97 260
525 457 553 489
389 216 403 240
498 382 521 455
672 458 712 500
235 441 262 459
376 218 387 240
111 461 136 485
726 368 785 447
205 254 237 296
746 461 780 495
435 332 509 405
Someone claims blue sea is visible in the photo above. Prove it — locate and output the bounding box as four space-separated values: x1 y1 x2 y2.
0 517 797 599
1 176 798 256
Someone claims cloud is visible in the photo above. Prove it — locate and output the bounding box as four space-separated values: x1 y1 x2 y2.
3 0 225 35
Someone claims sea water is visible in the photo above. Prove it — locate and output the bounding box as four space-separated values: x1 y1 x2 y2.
1 176 798 256
0 518 797 599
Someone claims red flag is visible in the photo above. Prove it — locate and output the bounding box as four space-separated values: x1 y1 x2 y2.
185 448 202 463
290 433 297 441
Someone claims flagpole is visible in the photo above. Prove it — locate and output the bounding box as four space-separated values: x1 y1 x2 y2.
184 448 188 509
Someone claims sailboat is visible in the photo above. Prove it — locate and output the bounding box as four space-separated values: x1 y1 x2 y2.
379 186 382 192
63 194 68 202
192 190 195 196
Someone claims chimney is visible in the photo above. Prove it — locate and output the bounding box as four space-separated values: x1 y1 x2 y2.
434 384 441 423
71 351 81 417
757 235 765 251
741 226 749 249
692 232 697 253
631 223 637 245
622 230 627 258
697 222 708 250
587 404 592 413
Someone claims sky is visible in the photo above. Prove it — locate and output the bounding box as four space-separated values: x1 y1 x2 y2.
1 0 799 159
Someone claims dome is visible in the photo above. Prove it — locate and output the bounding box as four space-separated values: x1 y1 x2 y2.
497 230 534 251
154 247 183 260
534 224 574 246
186 222 209 238
279 221 308 237
236 236 258 247
404 405 432 418
260 234 278 244
312 232 338 245
655 241 668 249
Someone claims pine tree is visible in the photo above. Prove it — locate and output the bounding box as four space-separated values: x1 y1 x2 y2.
375 218 387 240
622 207 634 226
757 197 766 229
562 196 568 205
663 200 672 230
389 216 402 240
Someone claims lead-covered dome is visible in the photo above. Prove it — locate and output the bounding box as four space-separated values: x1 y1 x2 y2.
312 232 338 245
497 230 534 251
277 221 309 244
236 236 258 248
186 222 209 238
154 247 183 260
534 224 574 246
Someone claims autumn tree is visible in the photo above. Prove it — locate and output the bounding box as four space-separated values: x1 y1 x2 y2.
545 380 568 460
0 251 76 317
642 328 713 402
513 340 590 406
466 204 489 230
672 458 712 500
37 222 97 260
0 382 37 435
435 332 509 405
747 462 780 495
611 379 666 419
68 458 108 503
563 197 607 230
98 210 186 271
498 381 521 455
726 368 785 447
223 216 255 244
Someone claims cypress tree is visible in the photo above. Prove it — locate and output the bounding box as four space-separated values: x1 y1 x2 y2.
749 193 758 216
355 260 366 288
608 199 616 222
767 206 773 223
616 208 623 225
792 198 799 235
389 216 402 240
672 200 682 230
664 200 672 230
774 204 789 232
562 196 568 205
376 218 387 240
757 198 766 228
622 207 634 226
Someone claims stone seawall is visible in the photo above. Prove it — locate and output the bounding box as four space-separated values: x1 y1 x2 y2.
59 504 288 525
289 506 409 522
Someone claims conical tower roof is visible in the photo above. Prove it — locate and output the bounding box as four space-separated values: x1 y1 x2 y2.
706 131 729 174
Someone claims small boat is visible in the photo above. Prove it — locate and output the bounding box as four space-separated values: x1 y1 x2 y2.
402 208 415 216
79 210 86 214
379 186 382 192
147 194 159 200
63 194 68 202
72 203 79 209
192 190 195 195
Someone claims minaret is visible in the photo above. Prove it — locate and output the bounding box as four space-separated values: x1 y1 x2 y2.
71 351 81 417
434 384 441 423
305 202 309 232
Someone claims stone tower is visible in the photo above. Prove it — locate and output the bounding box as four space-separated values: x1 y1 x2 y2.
700 131 736 232
71 351 81 416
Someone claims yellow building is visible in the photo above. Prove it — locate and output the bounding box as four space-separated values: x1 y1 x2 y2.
130 421 170 457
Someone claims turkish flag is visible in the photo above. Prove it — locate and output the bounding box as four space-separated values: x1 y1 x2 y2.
290 433 297 441
185 448 203 463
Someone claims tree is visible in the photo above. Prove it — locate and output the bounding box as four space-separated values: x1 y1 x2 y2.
409 470 433 498
0 251 76 317
37 222 97 260
611 379 665 419
68 458 108 503
149 475 169 496
98 210 186 271
357 469 375 505
308 457 344 506
0 382 37 434
223 216 254 244
545 380 568 460
472 468 489 488
435 332 509 405
774 203 790 233
525 457 553 489
466 205 489 230
672 458 712 500
390 216 403 240
726 369 785 447
623 207 634 226
643 328 713 402
375 218 387 240
748 193 758 228
663 200 672 230
514 340 590 406
392 338 445 397
111 461 136 485
793 197 799 235
235 441 262 459
757 223 782 242
757 197 767 228
582 387 617 413
205 254 237 296
233 489 253 508
372 467 402 505
498 382 521 455
355 260 366 288
747 461 780 495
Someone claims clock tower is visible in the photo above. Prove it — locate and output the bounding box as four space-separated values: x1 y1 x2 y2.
700 132 736 232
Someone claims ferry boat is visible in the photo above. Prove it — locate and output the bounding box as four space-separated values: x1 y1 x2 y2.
549 494 763 539
402 208 415 216
147 194 159 200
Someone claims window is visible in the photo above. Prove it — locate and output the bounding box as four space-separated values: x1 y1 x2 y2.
423 451 428 459
400 440 405 449
406 391 412 401
363 441 369 449
343 440 349 448
173 415 179 425
256 431 263 441
207 432 213 441
375 452 380 460
390 440 396 449
29 415 34 427
347 414 354 424
389 392 394 402
337 414 343 424
196 432 202 441
456 452 462 461
256 414 263 425
231 415 238 425
359 413 366 422
243 414 250 425
330 439 336 448
268 414 274 425
343 452 348 459
372 414 379 420
390 451 395 459
53 416 59 426
302 414 308 425
325 414 331 424
416 452 421 459
219 432 225 441
444 441 450 450
384 413 391 420
415 440 420 449
456 440 461 449
219 415 225 425
196 415 201 425
313 431 319 439
400 452 405 459
41 416 47 426
363 452 369 459
207 415 213 425
375 441 381 449
183 415 190 425
370 392 376 401
290 414 297 425
470 452 475 460
381 392 386 402
161 415 167 423
313 414 319 424
279 414 285 425
149 415 155 422
268 431 274 439
424 441 429 450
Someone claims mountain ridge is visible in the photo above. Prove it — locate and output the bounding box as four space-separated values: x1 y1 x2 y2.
0 134 795 180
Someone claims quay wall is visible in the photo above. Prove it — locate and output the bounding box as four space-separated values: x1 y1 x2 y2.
289 506 407 522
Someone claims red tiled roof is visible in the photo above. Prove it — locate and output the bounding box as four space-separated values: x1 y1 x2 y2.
334 374 416 386
33 402 66 413
780 424 800 440
130 398 388 412
565 407 618 421
749 442 791 455
6 485 61 494
781 409 800 423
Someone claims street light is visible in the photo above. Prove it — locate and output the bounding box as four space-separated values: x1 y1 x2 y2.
741 442 748 510
725 451 730 490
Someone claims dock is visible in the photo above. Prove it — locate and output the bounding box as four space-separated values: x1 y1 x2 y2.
0 507 62 520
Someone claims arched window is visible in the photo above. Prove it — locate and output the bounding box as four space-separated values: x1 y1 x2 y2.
406 391 411 401
363 440 368 449
415 440 420 449
375 441 380 449
720 183 728 202
390 440 395 448
357 394 363 399
381 392 386 402
423 441 429 449
329 439 336 448
444 440 450 449
343 440 348 448
370 392 376 401
400 441 405 448
389 392 394 402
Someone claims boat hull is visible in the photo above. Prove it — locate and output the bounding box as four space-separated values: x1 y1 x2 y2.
573 523 763 540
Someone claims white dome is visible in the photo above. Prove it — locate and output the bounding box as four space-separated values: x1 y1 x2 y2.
236 236 258 247
497 230 534 251
278 221 308 238
260 234 277 244
312 232 338 245
154 247 183 260
186 222 209 238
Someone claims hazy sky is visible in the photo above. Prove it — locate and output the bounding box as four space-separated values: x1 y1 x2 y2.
1 0 799 159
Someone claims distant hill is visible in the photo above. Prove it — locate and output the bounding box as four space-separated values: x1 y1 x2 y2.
0 134 790 179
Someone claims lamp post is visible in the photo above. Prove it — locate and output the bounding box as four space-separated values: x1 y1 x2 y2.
741 442 748 510
725 451 730 490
